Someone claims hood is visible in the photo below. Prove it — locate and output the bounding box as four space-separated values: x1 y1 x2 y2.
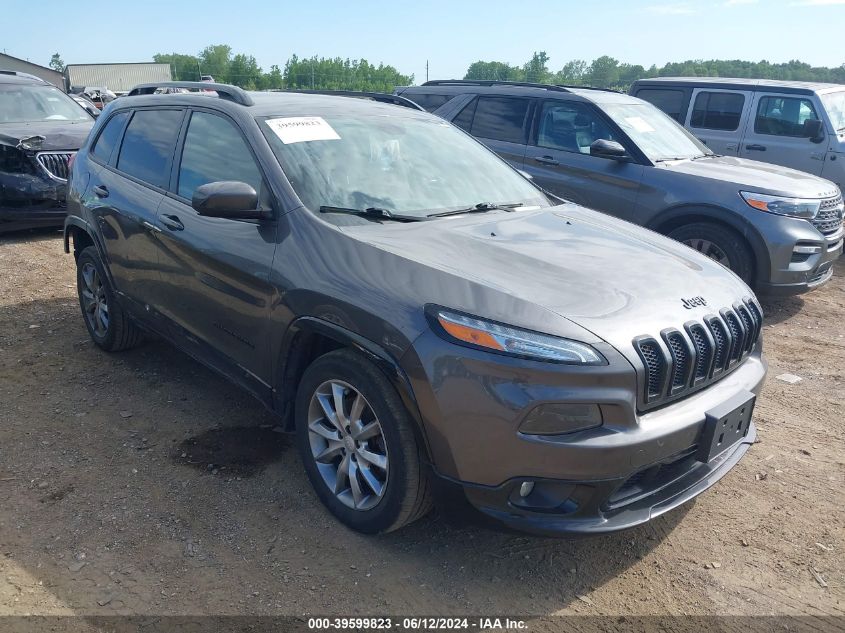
661 155 839 199
345 204 754 362
0 120 93 152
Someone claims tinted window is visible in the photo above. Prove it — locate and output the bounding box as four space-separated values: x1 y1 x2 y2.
536 100 618 154
755 96 819 137
116 109 184 188
405 93 451 112
470 97 530 144
690 91 744 131
636 89 685 122
453 97 477 132
91 111 129 163
178 112 264 201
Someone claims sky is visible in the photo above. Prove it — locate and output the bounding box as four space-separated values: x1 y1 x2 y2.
3 0 844 82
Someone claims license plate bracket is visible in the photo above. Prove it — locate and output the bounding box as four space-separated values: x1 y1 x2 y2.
696 391 755 463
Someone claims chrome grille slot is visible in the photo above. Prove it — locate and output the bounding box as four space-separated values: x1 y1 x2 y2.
813 195 843 236
36 152 73 181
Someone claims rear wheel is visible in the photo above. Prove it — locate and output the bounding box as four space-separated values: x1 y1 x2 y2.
295 349 432 533
76 246 143 352
668 222 754 284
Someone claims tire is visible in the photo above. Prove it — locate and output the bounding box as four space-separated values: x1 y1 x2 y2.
76 246 143 352
668 222 755 284
295 349 432 534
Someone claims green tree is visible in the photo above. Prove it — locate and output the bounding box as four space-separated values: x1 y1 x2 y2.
588 56 620 88
554 59 588 85
153 53 201 81
522 51 551 83
198 44 233 83
464 60 523 81
49 53 64 73
229 53 262 89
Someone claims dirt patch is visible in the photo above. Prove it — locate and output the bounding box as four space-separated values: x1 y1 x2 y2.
175 427 291 477
0 229 842 619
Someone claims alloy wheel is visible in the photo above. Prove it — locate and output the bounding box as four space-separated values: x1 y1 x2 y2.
683 238 730 267
80 262 109 337
307 380 389 511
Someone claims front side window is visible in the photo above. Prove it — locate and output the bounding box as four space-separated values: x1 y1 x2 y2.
690 91 745 131
636 89 686 122
536 100 618 154
469 96 531 144
755 96 820 137
820 91 845 132
116 109 184 188
602 102 709 162
0 84 92 124
260 113 548 218
91 111 129 163
177 111 264 201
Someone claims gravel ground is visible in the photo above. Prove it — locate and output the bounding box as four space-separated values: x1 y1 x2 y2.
0 230 842 623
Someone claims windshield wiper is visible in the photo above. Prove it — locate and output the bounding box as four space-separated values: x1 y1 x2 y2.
427 202 523 218
653 157 690 163
319 206 428 222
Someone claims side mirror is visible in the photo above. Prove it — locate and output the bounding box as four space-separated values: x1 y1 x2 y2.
590 139 629 160
802 118 825 143
191 181 267 220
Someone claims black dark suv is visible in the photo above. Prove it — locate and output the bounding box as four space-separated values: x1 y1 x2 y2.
64 82 766 536
1 72 94 233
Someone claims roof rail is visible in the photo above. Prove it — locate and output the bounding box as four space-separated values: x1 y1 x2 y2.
422 79 571 92
556 83 620 93
126 82 254 106
277 89 425 111
0 70 48 83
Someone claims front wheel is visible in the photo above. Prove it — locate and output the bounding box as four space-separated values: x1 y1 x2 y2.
295 349 432 534
668 222 755 284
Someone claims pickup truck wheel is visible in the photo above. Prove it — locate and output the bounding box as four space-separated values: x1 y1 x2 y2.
76 246 143 352
668 222 754 284
295 349 432 534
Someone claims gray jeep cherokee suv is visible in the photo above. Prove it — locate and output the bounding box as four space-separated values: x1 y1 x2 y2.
64 82 767 536
396 80 844 295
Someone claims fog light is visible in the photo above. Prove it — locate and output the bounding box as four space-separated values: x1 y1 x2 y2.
793 244 822 255
519 481 535 497
519 403 602 435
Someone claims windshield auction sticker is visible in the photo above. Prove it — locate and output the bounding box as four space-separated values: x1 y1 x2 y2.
265 116 341 144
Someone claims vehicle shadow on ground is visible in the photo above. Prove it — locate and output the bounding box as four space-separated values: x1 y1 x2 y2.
0 296 687 615
0 226 63 245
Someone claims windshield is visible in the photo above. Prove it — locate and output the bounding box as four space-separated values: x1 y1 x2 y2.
0 84 92 124
602 102 709 162
260 113 549 217
820 91 845 132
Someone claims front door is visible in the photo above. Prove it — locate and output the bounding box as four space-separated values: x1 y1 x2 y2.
523 99 644 217
740 92 826 176
155 109 279 391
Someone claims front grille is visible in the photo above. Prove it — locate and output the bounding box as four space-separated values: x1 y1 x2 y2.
36 152 73 181
813 195 843 236
632 298 762 410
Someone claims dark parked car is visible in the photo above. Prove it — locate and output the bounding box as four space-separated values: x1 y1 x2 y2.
396 80 844 295
1 72 94 233
64 81 766 536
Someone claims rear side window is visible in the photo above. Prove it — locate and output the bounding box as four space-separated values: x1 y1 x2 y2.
91 111 129 163
469 96 531 144
405 93 451 112
755 96 819 137
116 109 184 188
177 111 264 201
690 91 745 131
636 89 685 122
453 97 477 132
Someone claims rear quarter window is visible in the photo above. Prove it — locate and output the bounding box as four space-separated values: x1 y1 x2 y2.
91 111 129 163
469 96 531 144
116 109 184 188
404 92 452 112
635 88 686 122
690 91 745 131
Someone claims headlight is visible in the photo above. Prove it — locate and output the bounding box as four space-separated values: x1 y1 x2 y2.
430 308 606 365
740 191 821 219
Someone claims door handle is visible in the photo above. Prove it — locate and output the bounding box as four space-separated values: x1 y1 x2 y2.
141 220 161 233
746 144 767 151
533 155 560 166
810 152 826 161
160 214 184 231
93 185 109 198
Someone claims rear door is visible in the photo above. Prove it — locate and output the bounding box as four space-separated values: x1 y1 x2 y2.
685 89 750 155
450 95 532 170
740 92 826 175
154 108 279 391
522 99 644 217
87 107 185 312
